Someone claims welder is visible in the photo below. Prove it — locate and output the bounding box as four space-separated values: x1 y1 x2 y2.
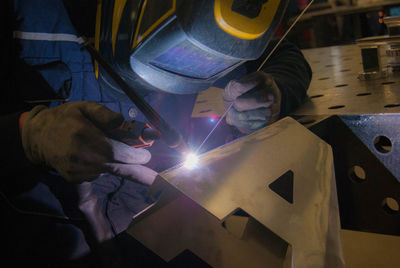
1 0 311 266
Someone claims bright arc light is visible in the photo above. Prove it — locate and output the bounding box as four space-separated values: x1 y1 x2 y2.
183 153 199 169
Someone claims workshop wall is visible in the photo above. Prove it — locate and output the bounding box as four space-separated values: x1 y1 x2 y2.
284 0 398 48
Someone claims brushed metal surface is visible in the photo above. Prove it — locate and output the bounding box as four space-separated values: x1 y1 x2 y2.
127 117 343 267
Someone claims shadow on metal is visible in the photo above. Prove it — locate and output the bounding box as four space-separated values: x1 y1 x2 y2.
127 117 343 267
308 115 400 236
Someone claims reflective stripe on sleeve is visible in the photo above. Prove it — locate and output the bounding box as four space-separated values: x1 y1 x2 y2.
13 31 84 44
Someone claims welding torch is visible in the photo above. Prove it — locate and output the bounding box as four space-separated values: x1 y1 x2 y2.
84 43 187 154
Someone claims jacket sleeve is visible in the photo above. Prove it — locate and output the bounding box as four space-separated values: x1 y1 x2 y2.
244 38 312 115
0 0 44 194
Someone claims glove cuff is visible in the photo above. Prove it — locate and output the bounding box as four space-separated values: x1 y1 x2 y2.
21 105 48 164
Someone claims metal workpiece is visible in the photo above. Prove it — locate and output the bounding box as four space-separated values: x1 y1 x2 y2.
384 16 400 36
297 44 400 179
308 115 400 236
296 112 400 185
341 114 400 181
294 44 400 236
127 117 343 267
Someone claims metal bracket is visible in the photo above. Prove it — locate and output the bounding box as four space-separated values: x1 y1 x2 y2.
309 115 400 236
126 117 343 267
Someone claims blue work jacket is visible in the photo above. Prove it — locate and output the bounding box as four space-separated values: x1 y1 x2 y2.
11 0 247 241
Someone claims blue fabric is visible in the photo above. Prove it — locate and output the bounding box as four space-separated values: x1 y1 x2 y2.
12 0 116 259
14 0 101 104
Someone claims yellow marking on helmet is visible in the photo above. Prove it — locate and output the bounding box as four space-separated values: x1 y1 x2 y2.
132 0 176 50
132 0 147 50
112 0 127 55
94 0 102 78
214 0 281 40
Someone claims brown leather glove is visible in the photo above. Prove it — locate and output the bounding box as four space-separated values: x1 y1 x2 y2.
21 101 157 184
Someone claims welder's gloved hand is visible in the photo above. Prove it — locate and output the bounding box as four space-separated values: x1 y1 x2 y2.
223 71 281 133
21 101 157 184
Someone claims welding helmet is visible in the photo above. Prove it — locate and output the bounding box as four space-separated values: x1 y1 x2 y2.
95 0 288 97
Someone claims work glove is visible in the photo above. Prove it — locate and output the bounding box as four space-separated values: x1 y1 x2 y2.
21 101 158 184
223 71 281 133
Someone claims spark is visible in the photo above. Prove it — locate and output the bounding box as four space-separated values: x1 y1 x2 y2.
183 153 199 169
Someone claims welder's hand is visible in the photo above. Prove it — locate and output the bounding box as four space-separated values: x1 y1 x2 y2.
21 101 157 184
223 71 281 133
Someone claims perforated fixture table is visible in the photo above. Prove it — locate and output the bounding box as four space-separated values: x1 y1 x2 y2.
296 44 400 115
295 44 400 182
297 44 400 267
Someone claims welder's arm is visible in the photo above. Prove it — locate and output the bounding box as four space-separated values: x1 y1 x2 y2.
17 101 157 184
223 39 312 133
245 38 312 115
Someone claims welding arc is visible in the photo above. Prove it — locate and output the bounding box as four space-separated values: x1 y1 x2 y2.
85 44 183 149
194 0 315 153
